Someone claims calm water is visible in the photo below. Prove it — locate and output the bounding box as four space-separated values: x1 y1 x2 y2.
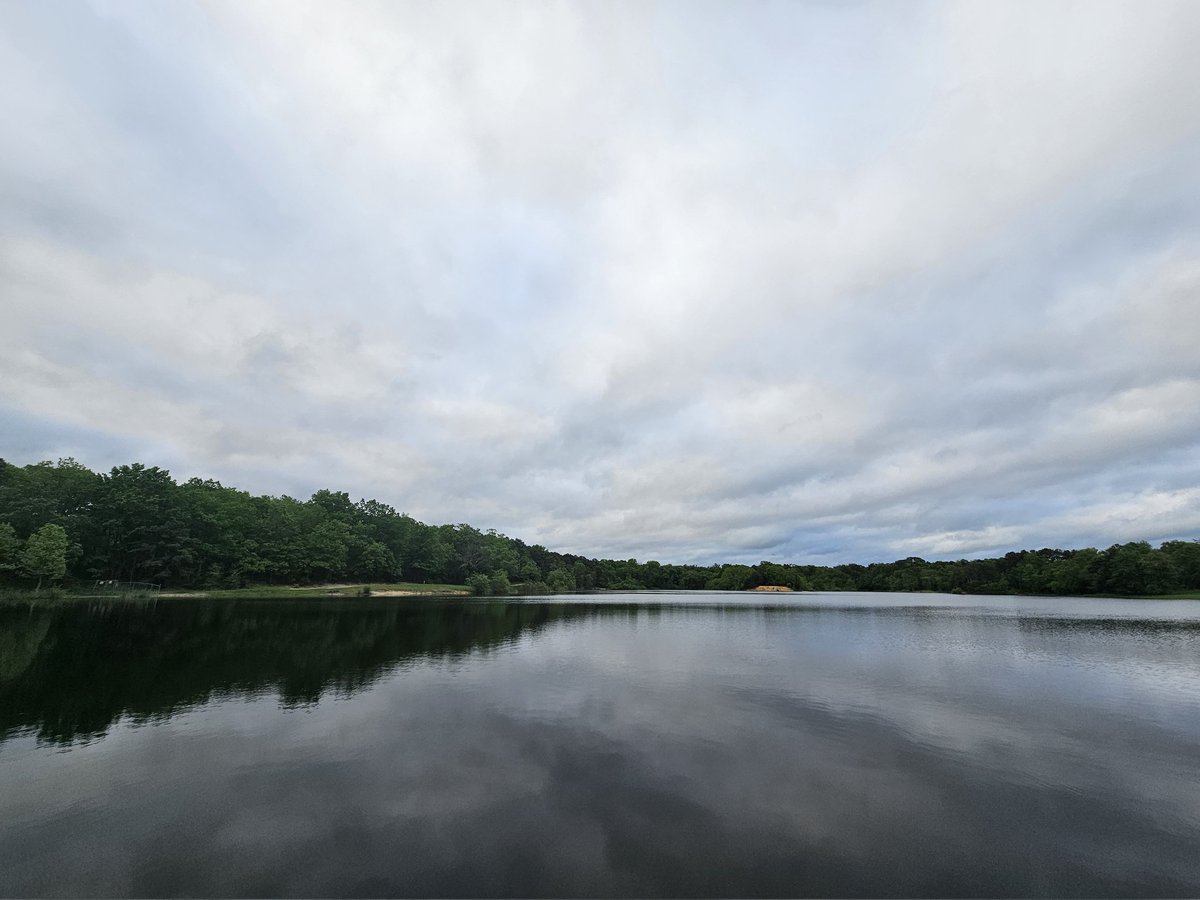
1 592 1199 897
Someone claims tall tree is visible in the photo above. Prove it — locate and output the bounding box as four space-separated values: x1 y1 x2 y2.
21 524 68 589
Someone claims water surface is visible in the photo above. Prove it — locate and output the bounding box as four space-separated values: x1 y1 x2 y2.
2 592 1198 897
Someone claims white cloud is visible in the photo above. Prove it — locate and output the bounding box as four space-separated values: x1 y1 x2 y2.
2 0 1200 561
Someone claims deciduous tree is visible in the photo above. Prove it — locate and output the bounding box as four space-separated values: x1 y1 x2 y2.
21 524 68 589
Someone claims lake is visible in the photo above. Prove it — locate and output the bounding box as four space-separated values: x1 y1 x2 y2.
1 592 1198 897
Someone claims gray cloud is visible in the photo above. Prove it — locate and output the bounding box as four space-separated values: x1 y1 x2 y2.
2 0 1199 563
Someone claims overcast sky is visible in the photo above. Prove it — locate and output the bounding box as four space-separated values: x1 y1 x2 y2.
2 0 1199 565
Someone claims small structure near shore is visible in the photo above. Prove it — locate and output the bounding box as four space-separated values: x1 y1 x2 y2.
94 580 161 597
752 584 794 592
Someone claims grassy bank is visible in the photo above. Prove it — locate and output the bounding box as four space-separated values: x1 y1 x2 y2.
3 585 1198 603
0 582 470 602
161 582 469 599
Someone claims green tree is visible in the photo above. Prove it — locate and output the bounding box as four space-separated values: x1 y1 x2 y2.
352 540 400 582
515 555 543 584
488 571 513 596
1160 540 1200 590
707 564 755 591
1104 542 1168 595
310 489 357 522
21 523 69 589
402 524 452 583
546 567 576 593
95 464 194 584
482 530 520 575
1048 548 1100 595
303 519 351 583
0 523 20 577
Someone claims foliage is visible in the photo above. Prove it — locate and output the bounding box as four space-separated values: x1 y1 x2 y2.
0 524 19 573
0 457 1197 597
546 567 576 593
20 524 69 588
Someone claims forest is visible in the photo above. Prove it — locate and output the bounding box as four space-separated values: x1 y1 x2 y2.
1 457 1198 597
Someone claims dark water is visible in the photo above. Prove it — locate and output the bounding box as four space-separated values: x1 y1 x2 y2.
2 592 1199 898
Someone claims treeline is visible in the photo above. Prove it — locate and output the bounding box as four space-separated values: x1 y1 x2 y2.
1 458 1198 596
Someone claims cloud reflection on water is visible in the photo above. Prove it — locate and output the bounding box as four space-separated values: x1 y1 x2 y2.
1 595 1198 897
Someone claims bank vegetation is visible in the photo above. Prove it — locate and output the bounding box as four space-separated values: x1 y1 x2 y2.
1 458 1198 598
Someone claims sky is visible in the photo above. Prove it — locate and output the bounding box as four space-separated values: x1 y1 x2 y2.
2 0 1199 565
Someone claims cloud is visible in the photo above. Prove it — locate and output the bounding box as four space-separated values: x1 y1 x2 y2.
1 0 1199 563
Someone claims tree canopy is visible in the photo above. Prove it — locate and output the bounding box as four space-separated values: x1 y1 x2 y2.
19 524 68 589
0 457 1197 597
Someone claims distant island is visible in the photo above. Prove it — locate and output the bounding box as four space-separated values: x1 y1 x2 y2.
1 458 1197 598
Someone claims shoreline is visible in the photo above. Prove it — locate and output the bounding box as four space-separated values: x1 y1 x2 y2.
3 586 1197 603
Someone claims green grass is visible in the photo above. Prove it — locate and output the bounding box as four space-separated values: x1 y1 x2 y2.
364 582 469 594
161 582 468 599
0 586 163 607
0 587 68 602
2 582 467 602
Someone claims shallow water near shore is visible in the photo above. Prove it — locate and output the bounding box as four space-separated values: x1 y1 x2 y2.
2 591 1199 897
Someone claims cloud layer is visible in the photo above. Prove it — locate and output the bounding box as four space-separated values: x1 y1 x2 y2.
2 0 1199 563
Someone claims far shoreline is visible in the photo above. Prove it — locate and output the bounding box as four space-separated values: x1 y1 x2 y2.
4 585 1199 604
